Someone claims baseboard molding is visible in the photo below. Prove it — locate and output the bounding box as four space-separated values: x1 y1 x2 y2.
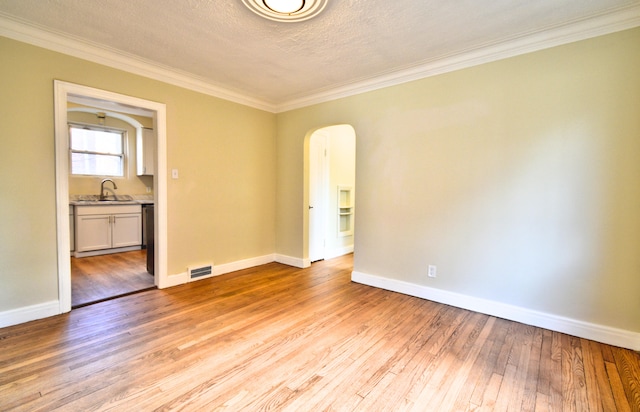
1 254 283 327
273 248 353 268
0 300 61 329
351 271 640 351
74 245 141 258
275 254 310 268
213 254 275 276
165 254 278 287
162 272 189 288
175 253 310 284
325 245 354 260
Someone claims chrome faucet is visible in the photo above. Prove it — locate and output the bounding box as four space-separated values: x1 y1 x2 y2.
99 178 118 200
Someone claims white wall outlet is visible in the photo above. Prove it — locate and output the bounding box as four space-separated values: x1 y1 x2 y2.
171 169 179 179
428 265 437 278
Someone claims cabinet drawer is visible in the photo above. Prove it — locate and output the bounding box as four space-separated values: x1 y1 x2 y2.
76 204 141 216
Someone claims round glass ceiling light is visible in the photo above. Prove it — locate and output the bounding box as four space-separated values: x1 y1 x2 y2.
264 0 304 14
242 0 328 22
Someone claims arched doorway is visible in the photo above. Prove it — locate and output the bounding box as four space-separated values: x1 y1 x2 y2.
307 125 356 263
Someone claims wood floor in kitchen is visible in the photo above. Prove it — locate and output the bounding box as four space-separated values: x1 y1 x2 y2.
71 249 155 307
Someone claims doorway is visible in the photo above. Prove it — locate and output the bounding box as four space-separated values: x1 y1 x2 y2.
54 81 168 314
67 107 156 307
307 125 356 263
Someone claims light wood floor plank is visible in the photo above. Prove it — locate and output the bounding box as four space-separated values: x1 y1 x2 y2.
606 360 633 412
1 254 638 411
612 347 640 412
468 318 511 406
71 250 154 307
582 338 606 412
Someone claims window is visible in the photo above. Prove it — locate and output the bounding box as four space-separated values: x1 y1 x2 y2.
69 125 125 176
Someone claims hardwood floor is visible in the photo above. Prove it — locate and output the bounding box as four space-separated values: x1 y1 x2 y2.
71 250 155 308
2 254 638 411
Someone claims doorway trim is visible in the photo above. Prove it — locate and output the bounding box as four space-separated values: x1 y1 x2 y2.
304 124 356 266
54 80 168 313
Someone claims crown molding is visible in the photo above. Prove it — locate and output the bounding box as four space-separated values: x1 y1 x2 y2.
274 3 640 112
0 13 277 113
2 4 639 115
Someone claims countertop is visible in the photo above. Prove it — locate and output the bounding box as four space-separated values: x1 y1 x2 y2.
70 194 154 206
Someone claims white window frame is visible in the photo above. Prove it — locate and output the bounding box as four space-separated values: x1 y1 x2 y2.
69 123 126 177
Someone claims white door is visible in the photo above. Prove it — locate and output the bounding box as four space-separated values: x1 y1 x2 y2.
309 132 327 262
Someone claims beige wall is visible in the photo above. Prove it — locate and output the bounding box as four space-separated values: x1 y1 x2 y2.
0 36 276 311
276 28 640 333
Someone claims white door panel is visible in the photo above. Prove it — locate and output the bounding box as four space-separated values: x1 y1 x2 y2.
309 133 327 262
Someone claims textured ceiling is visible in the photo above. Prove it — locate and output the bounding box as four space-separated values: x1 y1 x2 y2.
0 0 639 110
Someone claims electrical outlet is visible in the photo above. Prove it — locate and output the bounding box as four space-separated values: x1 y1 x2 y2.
428 265 437 278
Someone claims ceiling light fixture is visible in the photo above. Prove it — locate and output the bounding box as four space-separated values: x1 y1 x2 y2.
242 0 327 22
263 0 304 14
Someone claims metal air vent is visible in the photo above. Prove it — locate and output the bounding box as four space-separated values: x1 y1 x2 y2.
189 264 213 280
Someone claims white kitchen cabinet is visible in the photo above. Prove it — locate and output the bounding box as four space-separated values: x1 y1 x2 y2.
69 205 75 253
75 204 142 257
76 214 111 251
111 213 142 248
137 127 155 176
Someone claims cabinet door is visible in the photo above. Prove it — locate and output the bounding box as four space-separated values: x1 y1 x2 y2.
137 128 155 176
69 206 75 252
76 214 111 252
111 213 142 248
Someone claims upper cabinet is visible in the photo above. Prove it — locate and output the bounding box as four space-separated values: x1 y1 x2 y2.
137 127 155 176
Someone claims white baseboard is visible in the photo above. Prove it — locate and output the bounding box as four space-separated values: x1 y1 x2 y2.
273 248 353 269
213 254 275 276
275 254 310 268
325 245 354 260
1 254 282 327
172 253 311 285
162 271 189 288
74 245 141 258
0 300 61 328
351 271 640 351
167 254 278 287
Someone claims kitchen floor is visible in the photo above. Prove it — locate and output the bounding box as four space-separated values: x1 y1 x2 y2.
71 250 155 308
